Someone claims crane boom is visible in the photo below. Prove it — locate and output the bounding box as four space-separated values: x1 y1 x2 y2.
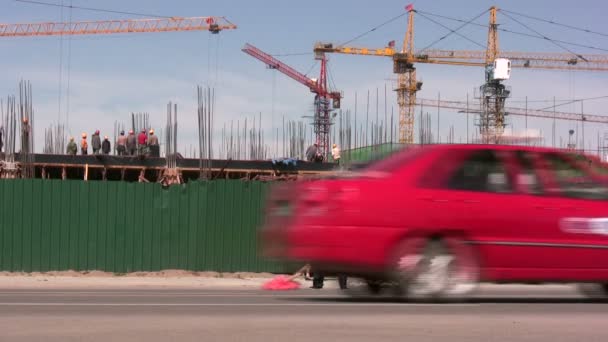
0 16 237 37
314 44 608 71
416 98 608 124
242 43 317 92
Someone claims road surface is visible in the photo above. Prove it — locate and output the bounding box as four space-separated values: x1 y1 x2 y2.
0 284 606 342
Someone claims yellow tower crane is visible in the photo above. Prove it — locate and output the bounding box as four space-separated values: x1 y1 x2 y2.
314 5 608 144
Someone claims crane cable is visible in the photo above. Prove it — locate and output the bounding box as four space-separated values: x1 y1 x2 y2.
327 60 338 93
337 12 408 48
271 52 311 57
57 0 64 126
416 10 608 53
66 0 73 137
536 95 608 111
303 60 319 78
14 0 171 18
500 9 608 38
500 11 589 62
416 9 488 52
215 32 222 87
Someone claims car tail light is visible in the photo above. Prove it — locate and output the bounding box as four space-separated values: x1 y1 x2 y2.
300 184 361 217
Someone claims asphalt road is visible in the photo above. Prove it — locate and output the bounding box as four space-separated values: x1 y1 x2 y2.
0 284 606 342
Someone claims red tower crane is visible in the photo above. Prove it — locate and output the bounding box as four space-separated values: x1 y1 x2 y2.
242 43 341 159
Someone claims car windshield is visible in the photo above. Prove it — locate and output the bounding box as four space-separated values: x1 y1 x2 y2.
568 153 608 177
362 146 426 175
545 153 608 200
590 160 608 176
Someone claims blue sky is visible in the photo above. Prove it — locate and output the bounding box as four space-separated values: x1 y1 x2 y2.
1 0 607 156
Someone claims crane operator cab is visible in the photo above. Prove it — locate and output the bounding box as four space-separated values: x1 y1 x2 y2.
486 58 511 82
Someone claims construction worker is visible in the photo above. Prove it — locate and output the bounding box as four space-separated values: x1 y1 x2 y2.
148 129 160 157
116 131 127 156
66 137 77 155
126 130 136 155
101 136 111 155
80 133 88 155
91 130 101 154
306 143 318 162
137 129 147 155
331 143 341 164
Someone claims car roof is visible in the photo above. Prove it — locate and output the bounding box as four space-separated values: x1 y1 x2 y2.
426 144 576 155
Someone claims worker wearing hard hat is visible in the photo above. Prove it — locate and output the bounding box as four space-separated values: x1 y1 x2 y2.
148 129 160 157
66 137 77 155
91 130 102 155
80 133 88 155
116 131 127 156
101 136 111 155
331 143 341 165
126 130 136 156
137 129 148 156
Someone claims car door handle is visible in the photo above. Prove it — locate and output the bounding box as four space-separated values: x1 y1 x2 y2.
462 199 480 204
536 206 558 211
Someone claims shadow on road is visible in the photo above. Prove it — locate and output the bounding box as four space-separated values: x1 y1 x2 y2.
279 296 607 304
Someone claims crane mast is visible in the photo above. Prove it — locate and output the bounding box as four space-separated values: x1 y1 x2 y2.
243 43 341 159
394 7 419 144
479 5 510 143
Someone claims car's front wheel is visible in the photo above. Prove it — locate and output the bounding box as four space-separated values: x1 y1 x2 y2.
391 237 480 301
577 283 608 300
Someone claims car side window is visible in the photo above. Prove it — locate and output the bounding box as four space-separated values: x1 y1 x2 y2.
515 151 544 195
543 153 608 201
447 149 512 193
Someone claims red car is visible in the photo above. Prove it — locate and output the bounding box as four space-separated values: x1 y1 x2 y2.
261 144 608 299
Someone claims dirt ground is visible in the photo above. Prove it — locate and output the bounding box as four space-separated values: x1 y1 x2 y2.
0 270 293 289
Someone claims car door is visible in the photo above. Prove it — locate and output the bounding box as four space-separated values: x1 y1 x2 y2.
499 149 582 276
421 148 537 273
535 152 608 275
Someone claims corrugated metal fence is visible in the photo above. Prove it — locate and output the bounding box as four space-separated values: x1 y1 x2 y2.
0 179 284 273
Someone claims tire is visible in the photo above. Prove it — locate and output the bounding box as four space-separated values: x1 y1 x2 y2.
577 283 608 300
391 237 480 301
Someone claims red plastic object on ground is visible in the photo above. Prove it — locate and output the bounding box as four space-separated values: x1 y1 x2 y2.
262 275 300 291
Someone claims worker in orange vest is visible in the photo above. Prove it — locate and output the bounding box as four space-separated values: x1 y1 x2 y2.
80 133 88 155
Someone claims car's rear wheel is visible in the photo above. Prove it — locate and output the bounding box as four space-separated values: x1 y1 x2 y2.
577 283 608 300
391 237 480 301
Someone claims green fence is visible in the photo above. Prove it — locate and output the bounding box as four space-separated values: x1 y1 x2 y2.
0 179 283 273
338 143 406 165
